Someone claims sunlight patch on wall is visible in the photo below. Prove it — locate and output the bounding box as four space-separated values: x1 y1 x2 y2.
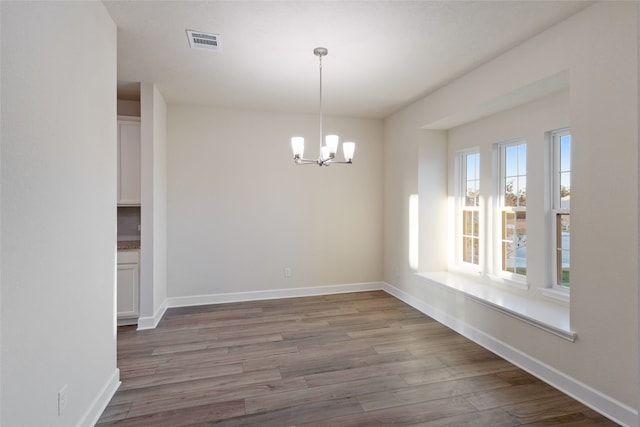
409 194 419 270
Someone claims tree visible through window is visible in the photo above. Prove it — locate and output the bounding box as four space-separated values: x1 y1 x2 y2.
500 141 526 276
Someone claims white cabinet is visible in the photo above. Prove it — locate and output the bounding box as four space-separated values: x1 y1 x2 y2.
117 250 139 324
117 117 141 206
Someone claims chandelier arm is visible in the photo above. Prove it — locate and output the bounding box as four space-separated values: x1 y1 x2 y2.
295 157 319 165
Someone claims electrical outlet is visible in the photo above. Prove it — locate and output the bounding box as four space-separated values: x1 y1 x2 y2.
58 385 68 416
284 267 292 278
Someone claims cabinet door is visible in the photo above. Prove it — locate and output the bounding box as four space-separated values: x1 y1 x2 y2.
118 120 141 206
117 263 139 318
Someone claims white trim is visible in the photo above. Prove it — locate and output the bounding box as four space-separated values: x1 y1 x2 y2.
540 286 570 303
454 148 482 270
495 139 528 280
486 273 529 291
382 281 637 427
167 282 384 308
136 299 168 330
550 127 571 290
78 368 120 427
418 271 573 341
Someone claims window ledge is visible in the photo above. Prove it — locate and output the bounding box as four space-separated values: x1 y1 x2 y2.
540 287 570 303
416 271 576 342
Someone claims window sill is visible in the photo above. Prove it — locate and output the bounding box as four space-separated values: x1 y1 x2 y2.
540 287 570 303
416 271 576 342
485 273 529 290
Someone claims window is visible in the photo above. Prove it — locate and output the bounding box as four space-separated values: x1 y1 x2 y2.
460 150 480 265
448 122 570 301
552 129 571 288
499 141 527 277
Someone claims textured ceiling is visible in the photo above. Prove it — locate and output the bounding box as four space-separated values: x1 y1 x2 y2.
104 1 591 119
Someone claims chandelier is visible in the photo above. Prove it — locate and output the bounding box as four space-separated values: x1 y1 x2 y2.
291 47 355 166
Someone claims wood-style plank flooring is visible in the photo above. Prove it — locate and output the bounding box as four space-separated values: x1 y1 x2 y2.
96 291 619 426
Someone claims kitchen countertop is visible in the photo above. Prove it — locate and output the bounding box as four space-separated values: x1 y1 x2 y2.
117 240 141 250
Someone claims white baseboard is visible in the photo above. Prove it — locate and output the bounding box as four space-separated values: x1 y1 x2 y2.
167 282 384 308
78 368 120 427
381 282 638 427
137 299 168 330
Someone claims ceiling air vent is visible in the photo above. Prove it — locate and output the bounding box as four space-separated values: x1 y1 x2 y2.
186 30 221 51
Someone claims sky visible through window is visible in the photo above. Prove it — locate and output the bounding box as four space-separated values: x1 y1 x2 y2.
557 133 571 286
559 134 571 195
504 143 526 207
465 152 479 206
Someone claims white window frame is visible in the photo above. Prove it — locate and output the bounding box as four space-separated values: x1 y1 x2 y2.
455 148 481 273
550 128 571 293
495 139 527 286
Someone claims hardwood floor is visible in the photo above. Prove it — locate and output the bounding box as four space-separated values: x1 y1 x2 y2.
96 291 618 426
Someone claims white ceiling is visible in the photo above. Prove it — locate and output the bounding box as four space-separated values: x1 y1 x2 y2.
104 1 591 119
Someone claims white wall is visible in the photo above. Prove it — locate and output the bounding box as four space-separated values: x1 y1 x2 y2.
1 1 119 426
152 86 168 314
1 2 4 422
167 106 383 298
384 1 637 421
139 83 168 327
